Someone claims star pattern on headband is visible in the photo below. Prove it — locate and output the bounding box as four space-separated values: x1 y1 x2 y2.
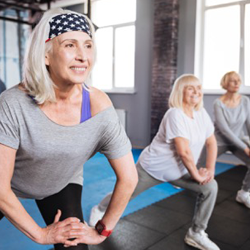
47 13 91 41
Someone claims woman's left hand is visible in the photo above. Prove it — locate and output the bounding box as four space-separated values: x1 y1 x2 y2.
64 222 107 247
200 168 214 185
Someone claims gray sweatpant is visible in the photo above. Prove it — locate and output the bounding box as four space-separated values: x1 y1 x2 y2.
99 162 218 232
198 145 250 191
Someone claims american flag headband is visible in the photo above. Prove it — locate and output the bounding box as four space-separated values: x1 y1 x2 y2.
45 13 92 43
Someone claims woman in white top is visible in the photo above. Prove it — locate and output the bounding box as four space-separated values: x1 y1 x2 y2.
198 71 250 209
90 74 220 250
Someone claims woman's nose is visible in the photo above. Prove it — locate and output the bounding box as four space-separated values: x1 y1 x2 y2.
76 48 87 62
234 81 239 86
76 55 87 62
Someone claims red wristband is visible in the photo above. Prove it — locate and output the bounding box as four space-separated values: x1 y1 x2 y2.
95 220 113 237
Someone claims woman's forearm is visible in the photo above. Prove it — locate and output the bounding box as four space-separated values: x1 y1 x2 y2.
101 153 138 231
179 150 200 180
0 189 44 243
174 137 204 182
205 135 217 172
101 173 137 230
0 188 85 247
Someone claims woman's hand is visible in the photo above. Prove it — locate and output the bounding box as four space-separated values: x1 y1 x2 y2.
65 222 107 247
200 168 214 185
194 168 208 184
40 210 85 246
244 147 250 157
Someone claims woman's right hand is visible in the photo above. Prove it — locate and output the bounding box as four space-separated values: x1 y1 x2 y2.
193 168 208 184
40 209 84 246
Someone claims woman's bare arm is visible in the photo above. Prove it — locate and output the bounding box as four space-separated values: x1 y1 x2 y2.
174 137 207 184
0 143 85 246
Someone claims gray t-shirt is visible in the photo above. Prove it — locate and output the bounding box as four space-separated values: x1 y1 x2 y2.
214 95 250 150
0 86 131 199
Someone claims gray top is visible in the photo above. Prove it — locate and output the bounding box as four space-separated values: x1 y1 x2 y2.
213 95 250 150
0 86 131 199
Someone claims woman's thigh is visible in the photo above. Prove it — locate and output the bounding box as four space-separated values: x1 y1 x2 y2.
36 183 88 250
170 174 218 194
36 183 83 224
231 147 250 166
197 145 228 169
0 210 4 220
131 162 163 199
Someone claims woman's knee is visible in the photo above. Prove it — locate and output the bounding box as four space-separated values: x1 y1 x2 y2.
201 179 218 196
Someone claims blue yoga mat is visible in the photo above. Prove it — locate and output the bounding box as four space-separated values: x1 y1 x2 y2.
0 149 236 250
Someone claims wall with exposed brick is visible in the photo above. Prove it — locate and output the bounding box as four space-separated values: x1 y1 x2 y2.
151 0 179 139
109 0 198 148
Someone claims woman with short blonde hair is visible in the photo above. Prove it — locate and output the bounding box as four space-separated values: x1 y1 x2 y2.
198 71 250 209
169 74 203 111
220 71 241 90
90 74 220 250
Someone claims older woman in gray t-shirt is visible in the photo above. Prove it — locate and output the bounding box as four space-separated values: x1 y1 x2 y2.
199 71 250 209
0 8 137 250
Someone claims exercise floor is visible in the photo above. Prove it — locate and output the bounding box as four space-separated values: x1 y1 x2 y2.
1 152 250 250
90 166 250 250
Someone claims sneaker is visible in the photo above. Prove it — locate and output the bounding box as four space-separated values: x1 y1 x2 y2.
236 190 250 208
89 205 105 227
184 228 220 250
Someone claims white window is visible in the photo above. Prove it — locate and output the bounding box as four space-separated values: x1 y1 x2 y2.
195 0 250 93
91 0 136 93
0 10 30 89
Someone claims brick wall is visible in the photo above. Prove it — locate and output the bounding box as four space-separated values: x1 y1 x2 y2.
151 0 179 140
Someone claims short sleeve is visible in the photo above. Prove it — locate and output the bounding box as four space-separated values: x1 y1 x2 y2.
165 109 190 142
202 108 215 139
0 97 20 149
98 112 132 159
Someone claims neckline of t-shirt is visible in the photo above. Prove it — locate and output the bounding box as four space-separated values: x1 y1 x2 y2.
15 86 114 128
37 105 114 128
180 108 197 120
217 96 243 110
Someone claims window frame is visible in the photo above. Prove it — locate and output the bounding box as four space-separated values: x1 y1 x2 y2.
91 0 136 93
195 0 250 94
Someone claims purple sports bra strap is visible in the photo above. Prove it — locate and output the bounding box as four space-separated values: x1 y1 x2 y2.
80 84 91 123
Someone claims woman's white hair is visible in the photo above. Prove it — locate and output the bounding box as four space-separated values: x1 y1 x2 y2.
23 8 96 104
169 74 203 111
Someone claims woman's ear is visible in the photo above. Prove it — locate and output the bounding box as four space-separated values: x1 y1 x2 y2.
45 53 50 66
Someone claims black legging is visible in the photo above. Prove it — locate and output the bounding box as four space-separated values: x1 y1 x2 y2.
0 184 89 250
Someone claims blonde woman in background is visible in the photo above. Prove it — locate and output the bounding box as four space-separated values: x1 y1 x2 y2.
90 74 220 250
198 71 250 209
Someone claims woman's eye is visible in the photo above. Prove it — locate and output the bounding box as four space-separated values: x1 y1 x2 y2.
65 43 74 48
85 44 92 49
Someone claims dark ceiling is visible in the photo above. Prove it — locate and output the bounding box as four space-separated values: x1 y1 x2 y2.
0 0 64 25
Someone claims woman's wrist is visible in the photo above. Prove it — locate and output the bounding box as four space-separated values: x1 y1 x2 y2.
205 166 215 174
191 168 202 181
33 226 51 245
244 147 250 155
